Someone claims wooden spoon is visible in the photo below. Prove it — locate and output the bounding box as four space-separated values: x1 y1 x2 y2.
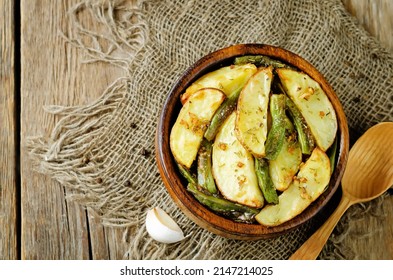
290 122 393 260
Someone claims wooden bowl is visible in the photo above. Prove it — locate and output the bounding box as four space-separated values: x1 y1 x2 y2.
155 44 349 240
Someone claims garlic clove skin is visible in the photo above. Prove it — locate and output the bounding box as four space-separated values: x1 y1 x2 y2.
145 207 185 244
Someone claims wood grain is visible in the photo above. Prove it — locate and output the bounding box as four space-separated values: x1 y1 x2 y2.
342 0 393 51
0 0 18 260
20 0 125 259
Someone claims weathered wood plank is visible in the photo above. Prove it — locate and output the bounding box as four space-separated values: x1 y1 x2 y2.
86 209 110 260
20 0 128 259
86 209 132 259
20 0 90 259
0 0 18 260
342 0 393 51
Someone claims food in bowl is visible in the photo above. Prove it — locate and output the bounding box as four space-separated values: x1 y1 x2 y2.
169 54 338 227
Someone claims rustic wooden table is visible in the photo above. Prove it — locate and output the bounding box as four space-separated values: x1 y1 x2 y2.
1 0 392 260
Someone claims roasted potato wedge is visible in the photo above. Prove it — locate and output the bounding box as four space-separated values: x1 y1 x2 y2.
212 113 264 208
269 117 302 192
181 64 257 104
235 67 273 157
170 88 225 168
277 68 337 151
255 147 331 226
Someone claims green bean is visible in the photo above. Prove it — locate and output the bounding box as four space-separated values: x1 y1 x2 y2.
285 97 316 155
327 136 338 174
177 163 197 185
255 159 279 204
187 183 259 222
234 55 293 69
265 94 286 160
197 139 217 194
204 87 242 141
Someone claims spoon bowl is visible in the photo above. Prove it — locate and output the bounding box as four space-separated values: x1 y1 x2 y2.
290 122 393 259
343 123 393 201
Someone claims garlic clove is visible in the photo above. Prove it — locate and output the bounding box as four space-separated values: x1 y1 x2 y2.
145 207 185 244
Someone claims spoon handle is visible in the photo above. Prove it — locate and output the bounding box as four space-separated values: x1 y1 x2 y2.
289 194 353 260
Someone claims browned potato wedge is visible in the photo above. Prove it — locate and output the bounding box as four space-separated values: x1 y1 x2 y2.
212 113 264 208
277 68 337 151
235 67 273 157
269 117 302 192
255 148 331 226
180 64 257 104
170 88 225 168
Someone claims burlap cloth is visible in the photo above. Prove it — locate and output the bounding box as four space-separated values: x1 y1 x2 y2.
28 0 393 259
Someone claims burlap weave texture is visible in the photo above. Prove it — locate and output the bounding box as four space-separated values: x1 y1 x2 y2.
28 0 393 259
